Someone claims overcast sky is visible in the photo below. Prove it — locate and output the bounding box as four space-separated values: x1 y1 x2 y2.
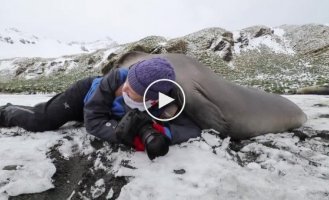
0 0 328 43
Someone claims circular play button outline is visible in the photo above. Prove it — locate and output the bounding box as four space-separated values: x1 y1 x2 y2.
143 79 186 122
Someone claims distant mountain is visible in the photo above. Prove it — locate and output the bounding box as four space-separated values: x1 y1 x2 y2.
0 28 118 59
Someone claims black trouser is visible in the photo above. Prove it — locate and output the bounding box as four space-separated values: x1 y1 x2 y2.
1 76 97 132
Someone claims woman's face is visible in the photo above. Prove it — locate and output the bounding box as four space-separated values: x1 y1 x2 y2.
122 80 144 102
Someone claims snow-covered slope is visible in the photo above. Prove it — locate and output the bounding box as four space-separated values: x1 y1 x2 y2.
0 24 328 94
0 28 117 59
0 94 328 199
232 26 295 55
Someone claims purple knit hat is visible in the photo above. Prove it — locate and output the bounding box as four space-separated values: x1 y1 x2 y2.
127 57 176 100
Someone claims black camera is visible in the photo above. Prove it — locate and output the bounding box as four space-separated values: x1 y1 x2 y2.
139 123 171 160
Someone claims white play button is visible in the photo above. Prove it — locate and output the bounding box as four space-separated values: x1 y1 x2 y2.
143 79 186 122
158 92 175 109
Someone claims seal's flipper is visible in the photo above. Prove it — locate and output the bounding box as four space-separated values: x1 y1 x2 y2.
187 79 229 136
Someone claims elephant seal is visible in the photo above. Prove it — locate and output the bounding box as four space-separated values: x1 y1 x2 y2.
296 85 329 95
114 51 307 140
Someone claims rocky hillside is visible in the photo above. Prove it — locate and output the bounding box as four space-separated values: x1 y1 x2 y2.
0 24 328 93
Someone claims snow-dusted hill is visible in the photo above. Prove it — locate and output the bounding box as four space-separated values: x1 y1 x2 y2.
0 24 328 94
0 28 118 59
0 94 328 199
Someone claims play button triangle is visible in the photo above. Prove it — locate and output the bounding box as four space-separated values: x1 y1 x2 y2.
158 92 175 109
143 79 186 122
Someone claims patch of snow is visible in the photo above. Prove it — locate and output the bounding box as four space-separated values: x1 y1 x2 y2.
69 37 117 52
0 94 52 105
92 46 121 69
232 30 241 42
0 60 17 80
232 31 242 54
90 179 106 199
43 58 67 76
0 94 94 199
273 28 285 37
158 42 167 46
246 162 261 170
67 190 75 200
233 29 295 55
56 129 94 159
0 131 61 196
227 61 236 70
201 131 220 146
64 62 79 73
106 188 114 199
94 156 108 171
284 95 329 131
0 60 14 72
248 35 294 54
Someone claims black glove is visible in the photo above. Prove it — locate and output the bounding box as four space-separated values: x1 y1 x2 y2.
139 124 171 160
115 109 151 146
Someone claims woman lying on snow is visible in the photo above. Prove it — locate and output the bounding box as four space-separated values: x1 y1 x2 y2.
0 58 201 160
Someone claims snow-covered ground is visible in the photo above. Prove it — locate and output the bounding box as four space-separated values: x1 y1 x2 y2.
0 94 328 200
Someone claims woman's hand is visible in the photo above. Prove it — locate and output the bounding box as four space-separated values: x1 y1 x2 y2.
115 109 151 146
